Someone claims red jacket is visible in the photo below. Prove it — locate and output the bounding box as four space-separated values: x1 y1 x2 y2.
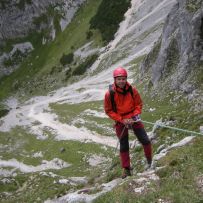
104 82 143 122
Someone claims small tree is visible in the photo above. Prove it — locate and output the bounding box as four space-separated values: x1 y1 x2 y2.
60 53 74 66
86 30 93 40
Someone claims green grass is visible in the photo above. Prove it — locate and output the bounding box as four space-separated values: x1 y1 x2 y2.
72 54 98 75
186 0 202 12
0 126 111 168
0 103 9 118
0 126 114 202
49 100 114 137
1 0 203 202
93 137 203 203
38 0 102 75
1 66 203 202
155 137 203 202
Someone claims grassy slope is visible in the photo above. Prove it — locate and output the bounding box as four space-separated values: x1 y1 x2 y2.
48 57 203 202
93 137 203 203
0 0 102 101
1 62 203 202
1 51 202 203
0 127 114 202
0 1 203 203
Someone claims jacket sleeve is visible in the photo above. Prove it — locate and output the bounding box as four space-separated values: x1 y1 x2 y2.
132 87 143 116
104 91 123 122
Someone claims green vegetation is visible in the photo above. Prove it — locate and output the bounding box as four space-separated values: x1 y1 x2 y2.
60 53 74 66
0 109 9 118
3 50 27 67
90 0 131 43
33 13 49 27
164 38 179 77
0 87 203 203
47 4 64 34
16 0 32 10
0 81 203 202
142 38 161 73
0 0 32 10
0 127 114 202
0 0 103 101
48 90 203 203
72 54 98 75
0 0 9 9
196 62 203 85
94 137 203 203
49 100 114 136
33 4 63 36
186 0 202 12
86 30 93 40
0 103 9 118
0 0 203 202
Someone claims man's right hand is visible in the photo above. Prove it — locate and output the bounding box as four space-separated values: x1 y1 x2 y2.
132 114 141 122
122 118 134 125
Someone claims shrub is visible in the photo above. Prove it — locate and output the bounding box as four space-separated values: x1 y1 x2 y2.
165 38 179 76
33 14 49 28
64 68 72 80
3 49 26 67
16 0 32 10
0 0 9 9
60 53 74 66
0 109 9 118
86 30 93 40
50 65 62 75
90 0 130 43
72 54 98 75
186 0 202 12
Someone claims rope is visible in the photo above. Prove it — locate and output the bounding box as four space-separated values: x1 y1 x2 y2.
141 120 203 136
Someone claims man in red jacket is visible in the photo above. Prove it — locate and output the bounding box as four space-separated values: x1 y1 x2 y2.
104 67 152 178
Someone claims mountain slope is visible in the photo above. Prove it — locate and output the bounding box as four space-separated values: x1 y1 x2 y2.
0 0 203 202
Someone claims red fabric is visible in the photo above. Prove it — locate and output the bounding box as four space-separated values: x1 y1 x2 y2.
120 151 130 168
132 121 144 129
115 122 128 139
143 143 152 161
104 82 143 122
113 67 127 77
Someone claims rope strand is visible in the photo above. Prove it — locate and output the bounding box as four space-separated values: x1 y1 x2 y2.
141 120 203 136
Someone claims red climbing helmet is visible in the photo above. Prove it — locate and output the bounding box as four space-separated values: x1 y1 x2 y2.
113 67 127 78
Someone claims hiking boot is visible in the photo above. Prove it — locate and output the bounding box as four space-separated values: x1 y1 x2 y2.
122 168 132 179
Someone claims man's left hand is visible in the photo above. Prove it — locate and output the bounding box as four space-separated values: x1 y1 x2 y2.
122 118 134 125
132 114 141 122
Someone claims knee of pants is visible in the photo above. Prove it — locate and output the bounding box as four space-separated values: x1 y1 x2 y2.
120 144 129 152
142 139 151 146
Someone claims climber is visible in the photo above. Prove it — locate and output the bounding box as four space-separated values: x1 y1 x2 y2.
104 67 153 178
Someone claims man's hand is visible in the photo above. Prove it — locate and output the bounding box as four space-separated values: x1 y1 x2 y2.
132 114 141 122
122 118 134 125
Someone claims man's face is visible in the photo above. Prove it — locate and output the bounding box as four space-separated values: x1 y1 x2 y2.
115 76 127 88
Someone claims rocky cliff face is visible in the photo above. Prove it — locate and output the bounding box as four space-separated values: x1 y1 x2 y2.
0 0 85 41
141 0 203 94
